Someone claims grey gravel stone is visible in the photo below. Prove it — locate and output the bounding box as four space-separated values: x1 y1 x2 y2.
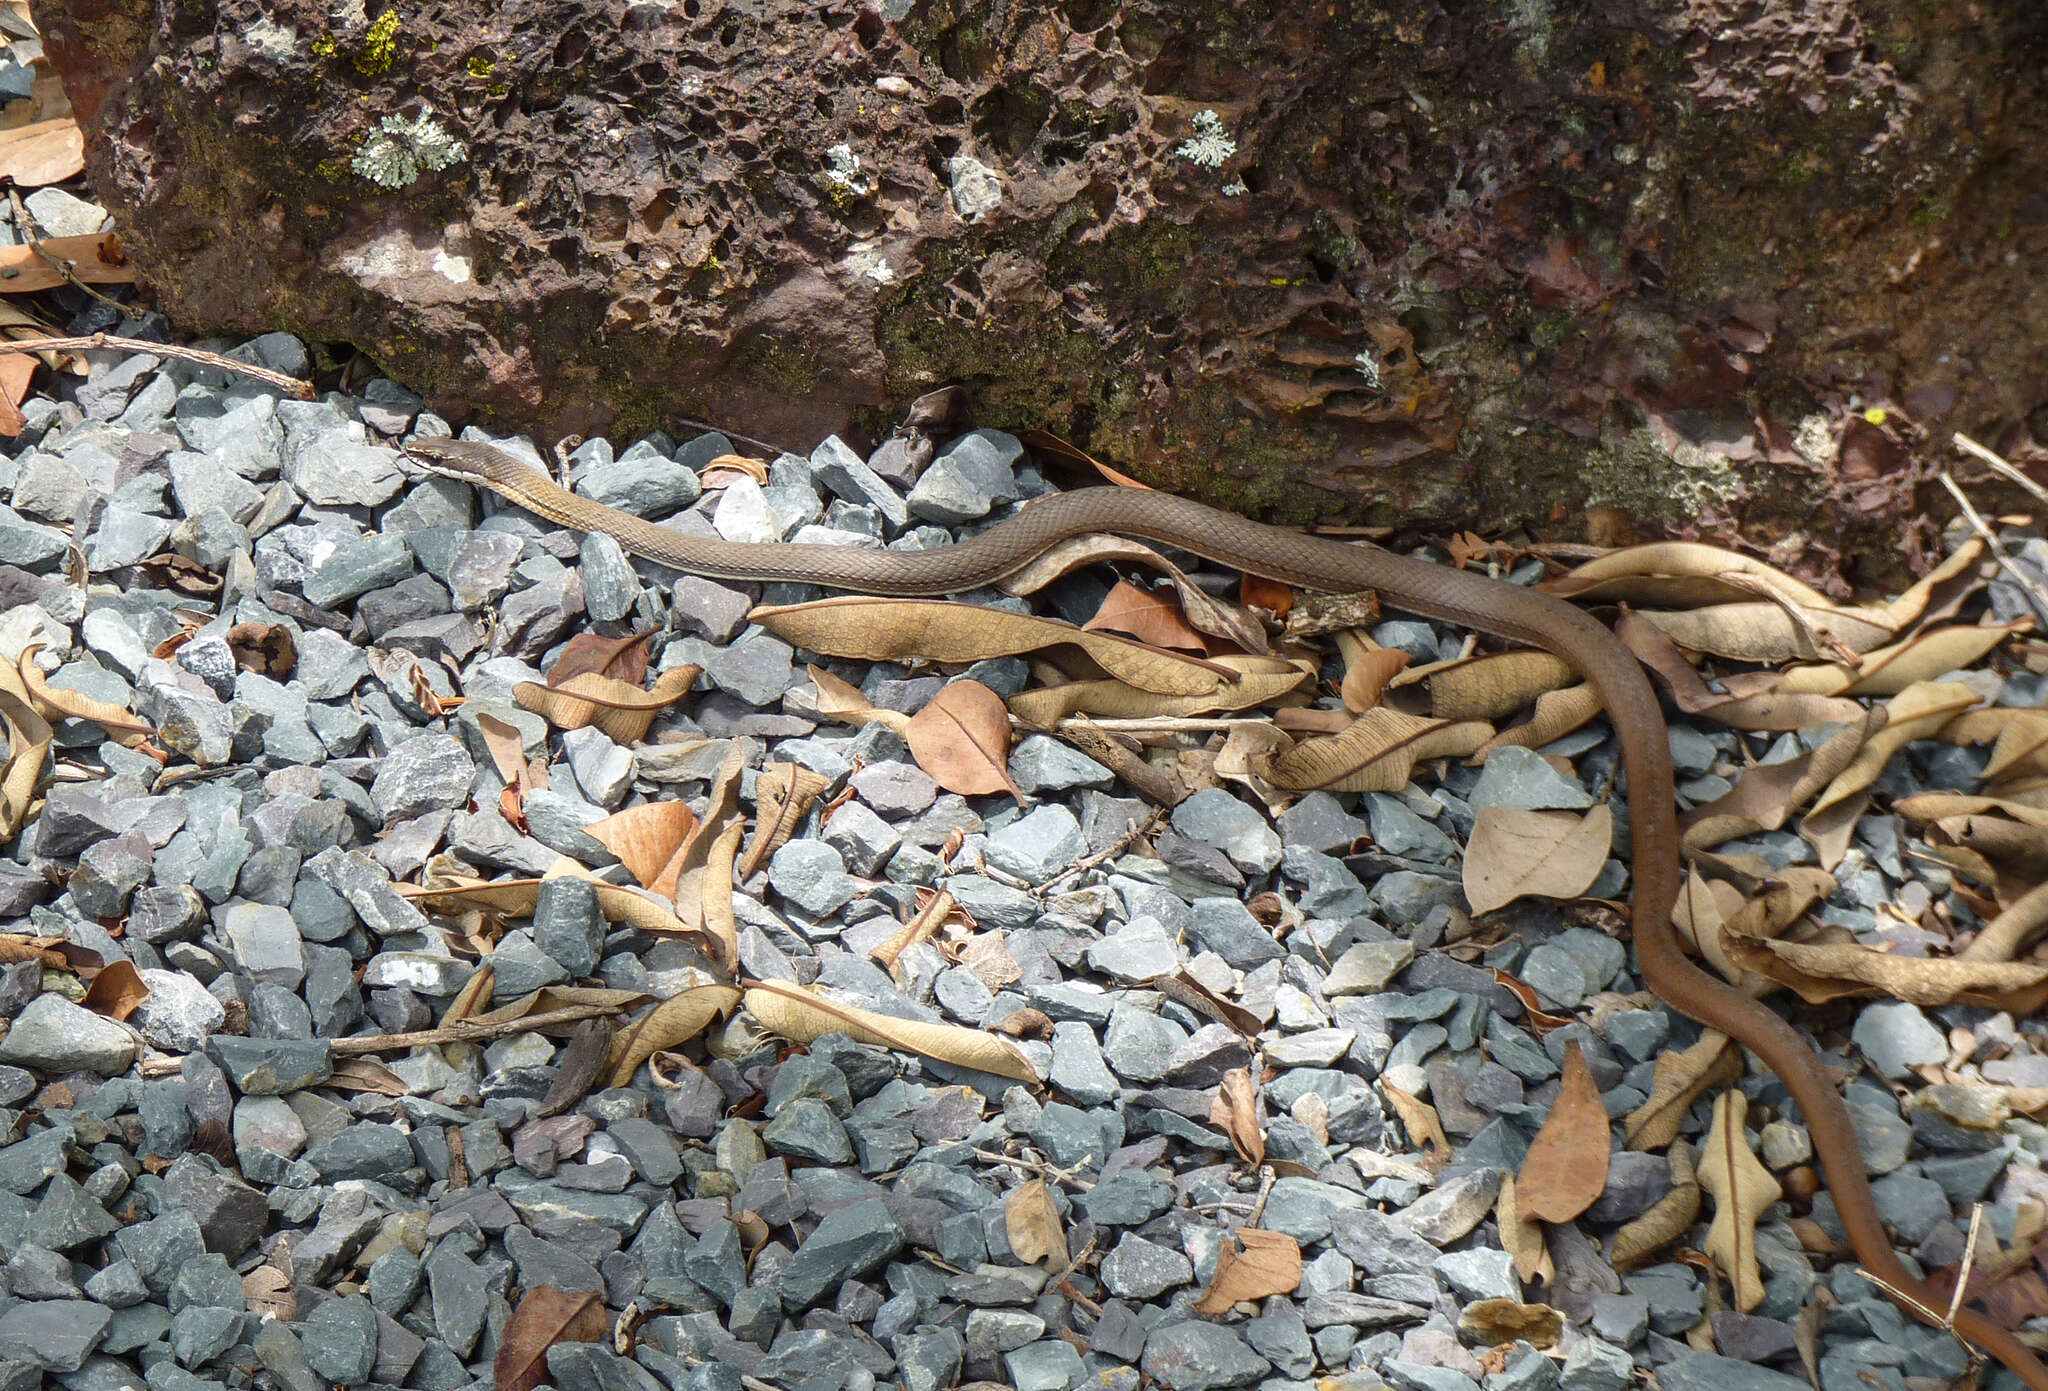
1141 1320 1269 1391
0 994 137 1074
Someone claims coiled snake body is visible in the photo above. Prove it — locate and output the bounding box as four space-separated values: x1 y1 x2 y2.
408 435 2046 1388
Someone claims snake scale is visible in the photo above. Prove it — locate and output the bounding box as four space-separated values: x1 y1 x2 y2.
407 435 2048 1388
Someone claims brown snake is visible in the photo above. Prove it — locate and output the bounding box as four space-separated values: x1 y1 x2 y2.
408 435 2047 1386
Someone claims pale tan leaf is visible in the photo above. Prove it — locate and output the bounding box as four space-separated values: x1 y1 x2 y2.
399 869 708 944
1939 708 2048 784
1477 684 1604 759
739 761 833 880
1210 1068 1266 1167
324 1057 412 1096
1194 1229 1302 1314
0 117 80 186
871 890 957 979
742 979 1037 1081
1805 681 1981 823
515 665 698 743
585 802 699 894
605 986 743 1087
0 234 133 295
806 664 912 734
1007 655 1311 729
474 712 535 789
753 596 1227 696
1260 708 1493 793
443 963 495 1025
1337 634 1411 714
1544 542 1836 610
1611 1140 1700 1268
1083 579 1209 653
1464 805 1613 916
0 662 53 842
1633 601 1896 662
906 680 1022 804
1625 1031 1739 1151
242 1264 296 1321
1004 1179 1068 1269
995 532 1269 653
1679 708 1887 851
18 644 153 746
1514 1040 1611 1222
699 820 745 974
1497 1174 1555 1285
1699 1091 1782 1312
655 740 748 915
1896 791 2048 831
1381 1080 1452 1171
1411 649 1577 721
1772 621 2028 698
1721 935 2048 1016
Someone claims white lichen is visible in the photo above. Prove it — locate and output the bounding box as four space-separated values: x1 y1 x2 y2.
844 243 895 285
241 18 297 60
1176 109 1237 169
947 154 1002 222
1220 177 1247 197
351 104 468 189
1354 347 1382 391
824 144 873 197
430 248 473 284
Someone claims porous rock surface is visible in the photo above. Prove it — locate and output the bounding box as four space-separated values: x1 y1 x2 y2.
31 0 2048 568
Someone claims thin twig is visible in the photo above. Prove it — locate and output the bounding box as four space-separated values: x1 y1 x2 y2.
1954 432 2048 507
7 187 127 313
1037 806 1165 897
1053 716 1275 733
0 331 316 399
1939 472 2048 623
1946 1204 1986 1327
971 1147 1097 1191
329 1002 629 1054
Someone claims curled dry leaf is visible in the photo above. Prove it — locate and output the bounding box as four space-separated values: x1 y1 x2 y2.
19 645 153 746
495 1285 610 1391
225 621 297 677
1004 1179 1068 1269
1381 1080 1452 1171
1083 578 1210 654
1625 1030 1739 1151
906 679 1023 805
1804 681 1981 828
1477 684 1604 759
1699 1091 1781 1312
1679 708 1886 852
548 628 658 687
78 959 149 1021
1210 1068 1266 1167
324 1057 413 1097
1409 649 1576 721
996 532 1269 653
1543 541 1836 612
241 1264 296 1321
698 821 746 975
1496 1174 1554 1286
1336 633 1411 714
1149 969 1262 1036
742 979 1037 1082
806 663 912 734
871 889 958 979
604 985 743 1088
739 760 833 880
1464 805 1613 916
399 869 708 946
585 802 699 896
1007 654 1311 729
753 596 1229 696
515 664 699 744
1610 1140 1700 1269
0 664 53 843
1194 1229 1302 1314
1722 934 2048 1016
1940 708 2048 784
1257 708 1493 793
1514 1040 1611 1223
1773 621 2028 698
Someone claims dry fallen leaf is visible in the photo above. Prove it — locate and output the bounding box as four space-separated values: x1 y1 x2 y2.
1721 935 2048 1017
806 663 913 734
1007 654 1311 729
1004 1179 1068 1269
906 679 1023 806
1464 805 1613 916
585 802 699 896
79 960 149 1022
997 533 1269 653
548 628 658 687
743 979 1036 1082
1496 1173 1554 1285
1699 1090 1781 1312
739 760 833 880
224 621 297 677
1610 1140 1700 1269
515 664 699 744
1210 1067 1266 1168
1412 649 1577 720
1084 578 1210 654
0 234 132 294
241 1263 296 1321
0 117 81 186
1194 1228 1302 1314
1258 708 1494 793
0 664 54 843
1625 1030 1739 1151
400 871 707 946
494 1285 610 1391
604 986 743 1088
1381 1079 1453 1171
1336 634 1411 714
1514 1040 1610 1222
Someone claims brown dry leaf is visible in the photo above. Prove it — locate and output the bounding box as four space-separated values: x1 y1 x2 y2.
548 628 658 687
604 985 743 1088
0 117 79 185
753 596 1228 697
241 1264 296 1321
700 453 769 485
1337 634 1411 714
1496 1174 1555 1285
1772 621 2028 698
806 664 913 734
444 963 495 1025
997 533 1269 653
1633 601 1896 663
1489 970 1575 1037
1699 1091 1781 1312
19 644 153 746
742 979 1036 1082
906 680 1023 805
1514 1040 1611 1222
401 872 706 945
324 1057 412 1096
739 761 833 879
1611 1140 1700 1269
1476 684 1605 759
1259 708 1493 793
1722 935 2048 1016
0 234 132 294
222 621 296 676
79 959 148 1022
1194 1229 1303 1314
1940 708 2048 784
1007 654 1311 728
1679 708 1887 852
1149 970 1262 1036
1803 681 1981 848
1210 1068 1266 1167
476 712 540 831
1410 650 1577 721
1625 1030 1739 1151
494 1285 610 1391
1464 805 1613 916
514 665 699 744
1004 1179 1068 1269
0 664 53 843
586 802 699 896
1083 579 1209 654
0 352 31 435
871 890 958 979
1544 542 1835 610
1381 1080 1453 1171
655 742 747 924
1241 573 1294 620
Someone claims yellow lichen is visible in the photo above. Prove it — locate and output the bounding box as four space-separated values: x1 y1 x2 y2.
465 55 494 77
354 9 400 76
311 34 337 57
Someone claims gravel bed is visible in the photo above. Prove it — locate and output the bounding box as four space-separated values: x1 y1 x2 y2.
0 308 2042 1391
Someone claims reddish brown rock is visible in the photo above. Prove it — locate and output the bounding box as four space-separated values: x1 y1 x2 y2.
29 0 2048 573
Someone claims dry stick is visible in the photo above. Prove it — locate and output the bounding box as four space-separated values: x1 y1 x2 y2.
6 187 127 314
1937 470 2048 624
328 1002 629 1054
0 332 316 400
1037 806 1165 897
1057 715 1184 806
1955 431 2048 507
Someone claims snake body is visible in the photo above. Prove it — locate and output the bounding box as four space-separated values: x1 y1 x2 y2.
408 435 2047 1387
